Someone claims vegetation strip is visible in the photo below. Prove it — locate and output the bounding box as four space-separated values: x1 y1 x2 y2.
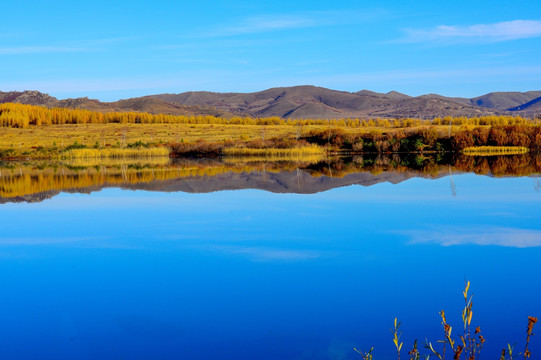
62 147 170 159
462 146 529 155
222 145 325 156
2 102 538 128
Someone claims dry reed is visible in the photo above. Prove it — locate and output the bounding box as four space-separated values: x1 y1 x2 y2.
62 147 170 159
222 144 325 158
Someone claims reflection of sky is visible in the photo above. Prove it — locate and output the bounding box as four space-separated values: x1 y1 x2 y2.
0 174 540 360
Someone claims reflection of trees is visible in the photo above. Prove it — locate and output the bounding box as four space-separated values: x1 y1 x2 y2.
452 153 541 176
0 160 303 199
293 153 541 178
1 153 540 199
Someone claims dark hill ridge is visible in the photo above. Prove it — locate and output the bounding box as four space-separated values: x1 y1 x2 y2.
2 86 541 119
508 96 541 113
470 91 541 110
150 85 502 118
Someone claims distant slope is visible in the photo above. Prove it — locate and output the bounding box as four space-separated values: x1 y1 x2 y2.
151 86 379 117
2 87 541 119
151 85 501 119
0 91 236 117
508 96 541 112
470 91 541 110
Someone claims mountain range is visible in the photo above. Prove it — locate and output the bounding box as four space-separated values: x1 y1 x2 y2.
2 86 541 119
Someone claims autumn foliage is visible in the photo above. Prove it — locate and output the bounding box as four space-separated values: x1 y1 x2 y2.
1 102 539 128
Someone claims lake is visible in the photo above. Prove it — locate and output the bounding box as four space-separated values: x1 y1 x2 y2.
0 155 540 360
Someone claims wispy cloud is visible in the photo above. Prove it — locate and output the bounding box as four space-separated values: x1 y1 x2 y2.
0 46 90 55
0 37 140 55
402 226 541 248
196 10 384 37
299 65 541 88
0 76 206 94
0 235 110 246
81 36 143 45
221 15 316 36
198 244 321 262
402 20 541 43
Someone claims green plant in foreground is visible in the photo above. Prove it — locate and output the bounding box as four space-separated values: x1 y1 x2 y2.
355 282 537 359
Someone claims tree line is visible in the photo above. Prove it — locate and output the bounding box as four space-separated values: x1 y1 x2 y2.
0 103 538 128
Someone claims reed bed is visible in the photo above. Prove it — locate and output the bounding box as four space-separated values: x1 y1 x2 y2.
62 147 170 159
222 144 325 158
462 146 529 156
62 157 172 168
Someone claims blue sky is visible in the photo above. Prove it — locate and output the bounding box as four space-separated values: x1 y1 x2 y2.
1 0 541 100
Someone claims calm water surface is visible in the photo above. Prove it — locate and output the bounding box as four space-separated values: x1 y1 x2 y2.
0 167 540 359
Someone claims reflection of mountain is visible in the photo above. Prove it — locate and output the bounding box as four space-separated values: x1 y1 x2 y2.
1 153 540 203
0 191 60 203
118 168 437 195
0 166 438 203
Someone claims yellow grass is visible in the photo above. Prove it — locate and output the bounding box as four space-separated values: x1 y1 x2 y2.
223 144 325 156
62 147 171 159
462 146 529 156
222 145 326 162
0 122 457 155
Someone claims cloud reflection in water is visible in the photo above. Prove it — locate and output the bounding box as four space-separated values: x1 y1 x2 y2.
404 226 541 248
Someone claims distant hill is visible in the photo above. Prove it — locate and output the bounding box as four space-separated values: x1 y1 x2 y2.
0 90 236 118
469 91 541 110
507 95 541 113
0 90 57 106
149 85 506 118
2 86 541 119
